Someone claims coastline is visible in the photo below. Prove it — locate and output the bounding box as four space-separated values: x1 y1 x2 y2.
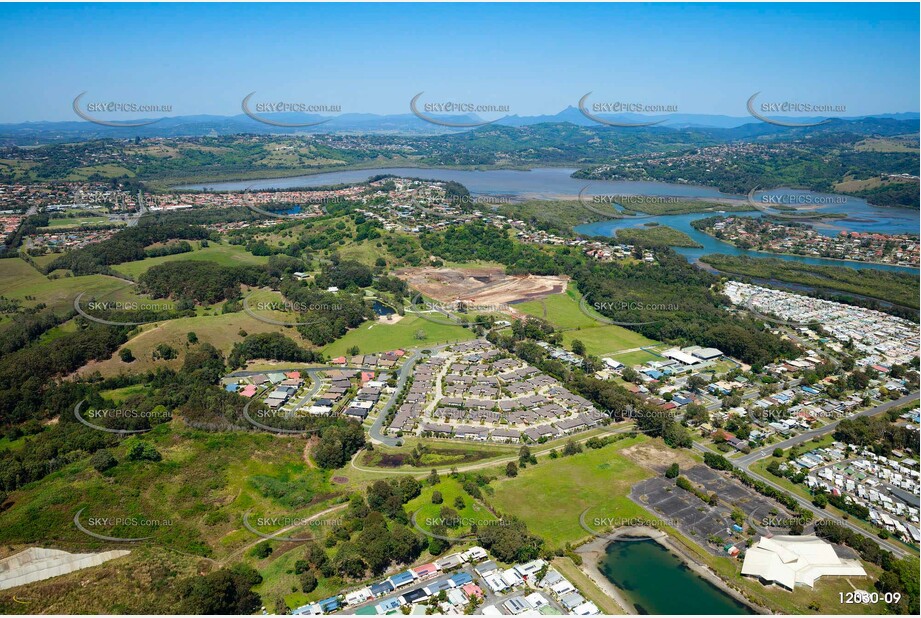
694 232 919 270
574 527 772 616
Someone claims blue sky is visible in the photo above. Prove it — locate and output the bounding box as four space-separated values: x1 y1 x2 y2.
0 2 918 122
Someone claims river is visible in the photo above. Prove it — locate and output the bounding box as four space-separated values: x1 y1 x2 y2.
599 539 754 615
179 167 919 275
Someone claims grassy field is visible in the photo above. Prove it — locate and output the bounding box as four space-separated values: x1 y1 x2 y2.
29 253 62 271
113 242 269 279
489 435 651 548
75 310 315 377
854 138 918 153
64 164 136 180
404 477 499 541
321 314 475 357
0 425 339 560
99 384 152 403
516 288 599 330
608 348 662 367
561 326 658 358
516 289 660 359
0 258 140 315
0 257 46 293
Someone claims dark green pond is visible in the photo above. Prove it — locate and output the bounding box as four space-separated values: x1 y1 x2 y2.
600 540 754 615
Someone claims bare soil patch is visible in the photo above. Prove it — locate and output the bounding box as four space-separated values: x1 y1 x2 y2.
621 439 697 473
396 266 568 308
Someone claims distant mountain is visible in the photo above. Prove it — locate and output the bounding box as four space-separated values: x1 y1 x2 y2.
0 107 916 145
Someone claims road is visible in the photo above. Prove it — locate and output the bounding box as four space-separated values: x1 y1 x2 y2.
128 190 147 227
351 425 638 477
228 349 449 447
693 389 919 559
367 343 452 447
736 390 919 467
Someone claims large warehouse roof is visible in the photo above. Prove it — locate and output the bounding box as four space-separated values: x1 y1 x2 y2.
741 536 866 590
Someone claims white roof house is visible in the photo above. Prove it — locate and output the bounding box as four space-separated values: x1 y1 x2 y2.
741 536 866 590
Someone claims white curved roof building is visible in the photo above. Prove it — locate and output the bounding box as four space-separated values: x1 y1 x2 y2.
741 535 867 590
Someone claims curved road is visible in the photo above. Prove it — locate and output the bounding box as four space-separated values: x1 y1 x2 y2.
367 343 452 447
693 390 919 559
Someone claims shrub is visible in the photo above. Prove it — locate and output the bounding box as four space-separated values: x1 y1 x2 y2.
251 541 273 559
125 441 162 462
90 449 117 473
299 570 318 593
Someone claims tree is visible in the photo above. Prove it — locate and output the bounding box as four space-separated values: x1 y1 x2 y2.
571 339 585 356
119 348 134 363
299 570 318 593
178 565 263 614
439 507 460 528
562 439 582 456
428 469 440 486
453 496 465 510
428 528 450 556
187 332 198 344
518 445 535 467
251 541 273 559
153 343 178 360
90 449 117 473
505 462 518 477
773 448 784 457
687 374 708 392
347 345 360 356
126 441 161 462
665 463 679 479
432 491 443 505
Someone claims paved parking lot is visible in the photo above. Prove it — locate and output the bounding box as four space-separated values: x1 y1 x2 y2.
630 465 792 554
